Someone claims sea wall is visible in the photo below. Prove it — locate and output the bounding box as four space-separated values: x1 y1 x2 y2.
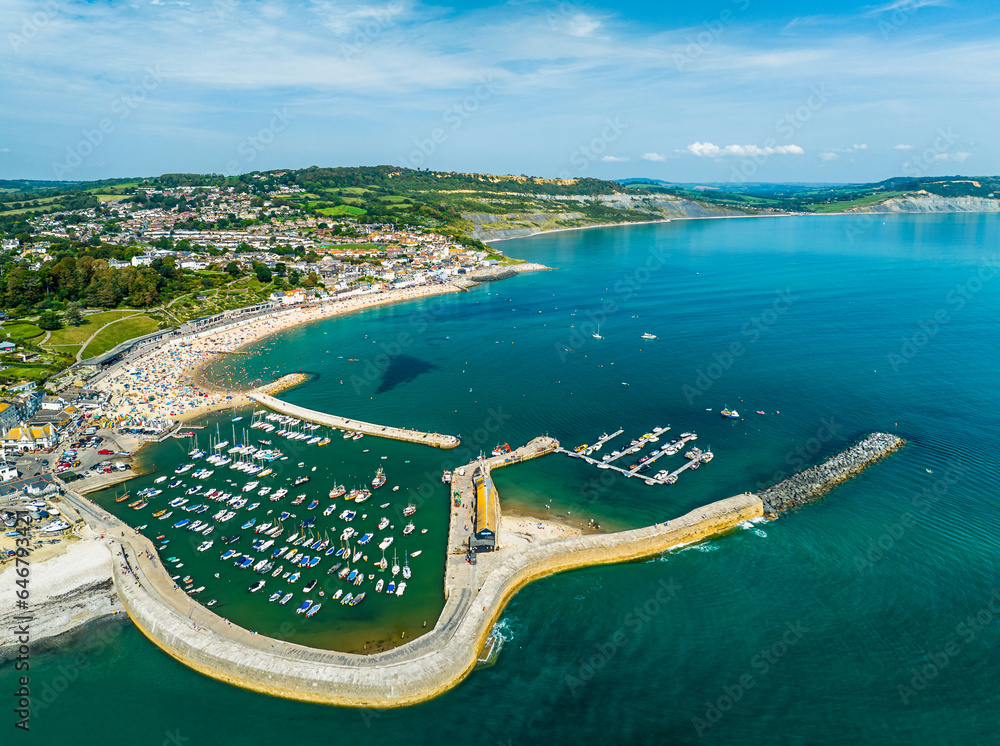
759 432 904 516
110 493 763 708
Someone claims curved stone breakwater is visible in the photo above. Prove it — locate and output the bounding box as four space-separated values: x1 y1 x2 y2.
759 432 904 517
97 492 762 708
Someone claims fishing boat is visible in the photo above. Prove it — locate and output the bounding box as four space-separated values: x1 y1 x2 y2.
305 603 321 617
268 591 281 602
395 581 406 596
293 476 310 486
352 432 363 440
492 442 512 456
279 593 293 605
328 484 346 499
173 518 190 529
641 332 657 339
375 578 384 593
249 580 265 593
154 476 168 484
296 599 313 614
350 592 365 606
197 540 214 552
377 517 389 530
386 580 396 594
287 571 301 583
403 522 415 535
371 467 386 489
402 504 416 517
354 489 371 504
338 566 351 579
379 536 394 551
341 593 354 605
220 549 236 560
358 532 373 545
303 579 317 592
241 518 256 529
307 500 319 510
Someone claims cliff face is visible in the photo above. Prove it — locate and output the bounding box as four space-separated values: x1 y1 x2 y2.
848 194 1000 214
465 193 746 241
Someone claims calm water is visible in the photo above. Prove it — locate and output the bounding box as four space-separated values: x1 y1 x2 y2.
7 214 1000 744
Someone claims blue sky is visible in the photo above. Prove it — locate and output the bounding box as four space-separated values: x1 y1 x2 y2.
1 0 998 183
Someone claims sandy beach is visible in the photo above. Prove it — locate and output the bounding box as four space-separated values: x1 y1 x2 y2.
94 284 464 430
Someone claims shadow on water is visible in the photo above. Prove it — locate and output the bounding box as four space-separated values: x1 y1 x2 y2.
375 355 439 394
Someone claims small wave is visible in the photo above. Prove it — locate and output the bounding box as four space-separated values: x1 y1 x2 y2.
752 528 767 538
491 616 517 644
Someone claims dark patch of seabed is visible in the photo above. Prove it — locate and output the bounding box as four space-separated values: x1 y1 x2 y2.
375 355 440 394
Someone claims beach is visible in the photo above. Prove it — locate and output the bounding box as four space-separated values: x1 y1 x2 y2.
94 284 466 430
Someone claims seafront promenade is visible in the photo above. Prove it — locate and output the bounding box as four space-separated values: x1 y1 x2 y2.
248 391 461 449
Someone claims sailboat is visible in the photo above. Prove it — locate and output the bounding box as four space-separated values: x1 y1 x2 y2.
402 552 411 579
592 324 603 340
391 549 400 577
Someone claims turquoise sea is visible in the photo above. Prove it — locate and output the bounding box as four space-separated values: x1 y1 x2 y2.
6 213 1000 744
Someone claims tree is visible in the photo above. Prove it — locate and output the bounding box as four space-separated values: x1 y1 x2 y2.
37 309 63 330
225 261 242 278
255 264 272 283
64 302 83 326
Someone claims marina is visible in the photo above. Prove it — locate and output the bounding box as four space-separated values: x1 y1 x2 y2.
556 427 710 485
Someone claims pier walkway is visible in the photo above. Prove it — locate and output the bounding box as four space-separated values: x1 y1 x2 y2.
248 391 461 449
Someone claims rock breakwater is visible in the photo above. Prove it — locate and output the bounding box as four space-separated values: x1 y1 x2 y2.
759 432 904 516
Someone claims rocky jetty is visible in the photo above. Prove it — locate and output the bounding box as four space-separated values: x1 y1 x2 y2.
760 433 904 516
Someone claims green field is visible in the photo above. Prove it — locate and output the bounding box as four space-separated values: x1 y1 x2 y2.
1 322 44 340
43 310 138 347
317 205 367 216
0 365 58 383
80 315 160 359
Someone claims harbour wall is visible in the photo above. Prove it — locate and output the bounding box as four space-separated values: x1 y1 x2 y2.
248 391 461 449
759 432 904 516
109 492 763 708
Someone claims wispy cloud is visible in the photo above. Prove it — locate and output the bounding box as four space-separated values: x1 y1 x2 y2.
601 155 629 162
894 143 914 150
641 152 667 161
685 142 805 157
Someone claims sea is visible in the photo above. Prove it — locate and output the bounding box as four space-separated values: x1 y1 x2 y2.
6 213 1000 744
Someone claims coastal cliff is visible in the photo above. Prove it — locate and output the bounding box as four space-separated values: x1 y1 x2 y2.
846 194 1000 214
466 193 746 241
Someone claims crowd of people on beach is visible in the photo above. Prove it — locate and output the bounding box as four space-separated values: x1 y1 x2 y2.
94 285 458 428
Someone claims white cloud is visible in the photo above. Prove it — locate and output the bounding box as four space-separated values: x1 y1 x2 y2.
601 155 629 162
819 152 839 161
931 151 971 162
685 142 805 157
894 144 914 150
869 0 947 14
641 152 666 162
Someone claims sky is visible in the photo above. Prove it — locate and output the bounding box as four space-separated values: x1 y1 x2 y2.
1 0 998 184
